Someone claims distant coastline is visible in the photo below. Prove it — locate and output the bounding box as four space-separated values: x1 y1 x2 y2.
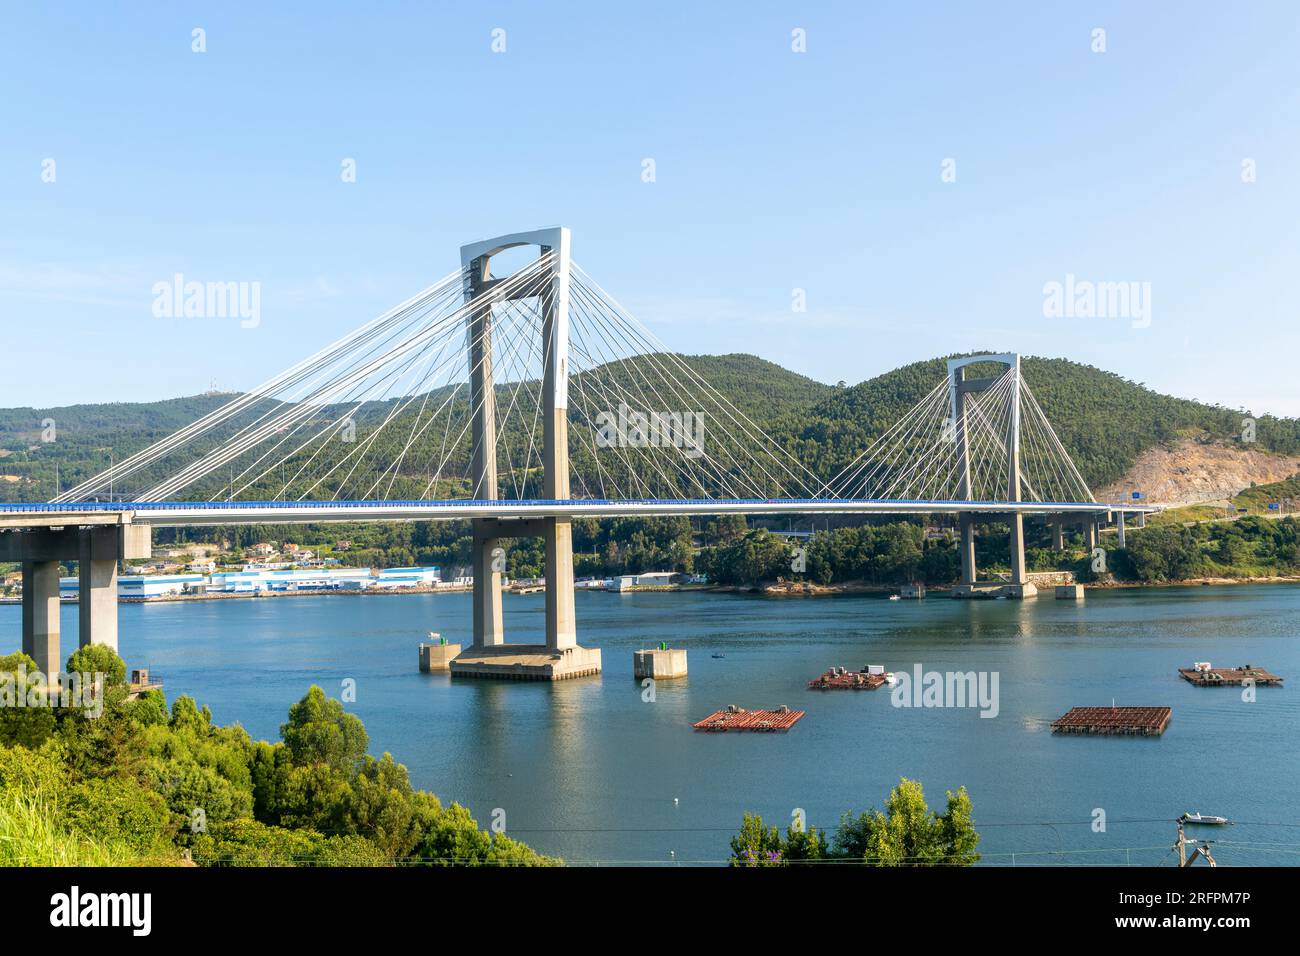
0 583 470 605
8 574 1297 608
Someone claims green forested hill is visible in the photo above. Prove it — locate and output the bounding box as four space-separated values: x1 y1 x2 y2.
0 394 235 502
1 354 1296 502
781 355 1300 490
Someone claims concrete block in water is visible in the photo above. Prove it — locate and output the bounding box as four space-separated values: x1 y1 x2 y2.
419 640 462 672
633 648 688 679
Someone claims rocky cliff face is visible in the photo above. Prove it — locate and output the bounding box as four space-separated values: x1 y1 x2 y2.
1096 438 1300 505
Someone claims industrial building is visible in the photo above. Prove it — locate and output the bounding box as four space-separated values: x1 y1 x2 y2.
373 567 443 588
55 566 443 599
60 574 206 600
207 567 374 593
608 571 679 592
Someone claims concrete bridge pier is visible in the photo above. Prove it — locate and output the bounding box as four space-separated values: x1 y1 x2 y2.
958 513 977 587
950 512 1036 599
1116 511 1127 548
1006 512 1035 597
1050 518 1065 550
20 560 61 675
470 521 505 647
543 516 577 650
78 527 120 655
3 523 149 675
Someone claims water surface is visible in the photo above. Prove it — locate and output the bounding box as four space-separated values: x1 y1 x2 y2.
4 584 1296 865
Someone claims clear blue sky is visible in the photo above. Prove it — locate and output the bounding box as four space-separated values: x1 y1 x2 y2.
3 1 1298 414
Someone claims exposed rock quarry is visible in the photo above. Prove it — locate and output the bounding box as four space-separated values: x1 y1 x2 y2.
1097 439 1300 506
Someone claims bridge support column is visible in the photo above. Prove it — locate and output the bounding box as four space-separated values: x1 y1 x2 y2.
1085 519 1099 550
1006 512 1035 597
1116 512 1127 548
1051 519 1064 550
21 561 61 676
958 513 976 587
544 517 577 651
470 523 504 648
78 527 119 653
1009 513 1028 583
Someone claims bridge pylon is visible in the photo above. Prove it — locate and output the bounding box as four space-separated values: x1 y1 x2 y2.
947 353 1037 599
449 227 600 679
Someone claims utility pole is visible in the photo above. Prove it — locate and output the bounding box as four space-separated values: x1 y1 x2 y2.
1174 821 1218 867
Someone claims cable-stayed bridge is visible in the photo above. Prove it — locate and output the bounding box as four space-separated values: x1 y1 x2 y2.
1 227 1152 679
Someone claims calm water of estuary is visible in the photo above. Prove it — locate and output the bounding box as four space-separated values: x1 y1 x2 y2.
4 584 1298 865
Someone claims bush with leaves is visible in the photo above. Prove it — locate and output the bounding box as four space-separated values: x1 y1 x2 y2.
0 646 557 867
732 778 979 867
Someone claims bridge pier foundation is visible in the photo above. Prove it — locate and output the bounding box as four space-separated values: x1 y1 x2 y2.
951 512 1037 599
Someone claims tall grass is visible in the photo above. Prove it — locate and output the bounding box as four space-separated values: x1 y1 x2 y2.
0 784 136 866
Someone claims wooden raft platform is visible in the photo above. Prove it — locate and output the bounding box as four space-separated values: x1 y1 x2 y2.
808 668 888 690
1051 706 1171 736
1179 665 1283 687
693 705 804 732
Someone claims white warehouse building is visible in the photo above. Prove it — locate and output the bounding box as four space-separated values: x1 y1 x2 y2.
60 574 207 600
207 568 375 593
56 566 443 599
373 567 442 589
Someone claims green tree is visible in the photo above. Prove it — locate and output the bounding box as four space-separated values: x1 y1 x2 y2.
65 643 127 687
0 652 57 748
729 812 784 866
831 778 980 866
280 685 368 774
2 669 556 867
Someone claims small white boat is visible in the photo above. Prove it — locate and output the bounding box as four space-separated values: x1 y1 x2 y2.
1180 812 1230 826
883 672 898 687
888 594 901 601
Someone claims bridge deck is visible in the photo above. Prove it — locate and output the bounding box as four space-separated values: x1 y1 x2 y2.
0 498 1156 528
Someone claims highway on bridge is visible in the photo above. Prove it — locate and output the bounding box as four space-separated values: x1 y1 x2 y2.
0 497 1158 529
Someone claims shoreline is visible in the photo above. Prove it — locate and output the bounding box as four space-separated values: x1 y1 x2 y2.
742 575 1300 597
3 574 1298 607
0 584 472 606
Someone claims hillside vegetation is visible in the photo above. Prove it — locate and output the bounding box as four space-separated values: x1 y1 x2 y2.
0 646 555 867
